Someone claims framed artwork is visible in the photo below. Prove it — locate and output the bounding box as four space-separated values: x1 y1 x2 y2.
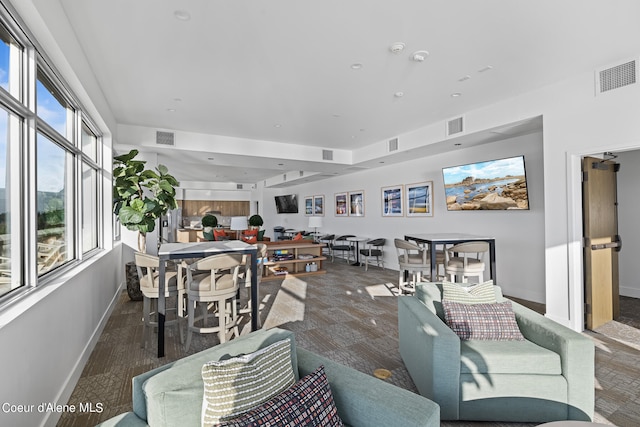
381 185 404 217
304 196 313 216
406 181 433 217
349 190 365 217
313 195 325 216
335 192 348 216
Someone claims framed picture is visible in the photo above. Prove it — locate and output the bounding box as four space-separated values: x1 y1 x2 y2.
406 181 433 217
349 191 365 217
304 196 313 216
335 192 348 216
313 195 325 216
381 185 404 217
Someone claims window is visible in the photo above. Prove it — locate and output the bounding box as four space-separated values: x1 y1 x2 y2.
0 25 21 100
82 162 98 253
36 71 72 140
0 105 22 297
0 9 105 301
36 133 72 275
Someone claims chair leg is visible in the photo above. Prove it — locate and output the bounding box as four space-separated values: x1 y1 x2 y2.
185 299 195 352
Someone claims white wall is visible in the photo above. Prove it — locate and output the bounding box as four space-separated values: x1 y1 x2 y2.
262 132 546 302
617 149 640 298
0 246 122 427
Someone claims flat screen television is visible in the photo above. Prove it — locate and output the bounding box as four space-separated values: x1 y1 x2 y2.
442 155 530 210
275 194 299 214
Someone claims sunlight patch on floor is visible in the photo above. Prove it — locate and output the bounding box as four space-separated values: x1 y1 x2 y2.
364 283 397 298
262 276 307 329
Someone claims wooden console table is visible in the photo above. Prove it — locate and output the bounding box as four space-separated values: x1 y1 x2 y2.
262 242 326 280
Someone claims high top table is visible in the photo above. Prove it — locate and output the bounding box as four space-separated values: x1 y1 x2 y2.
156 240 258 357
404 233 496 284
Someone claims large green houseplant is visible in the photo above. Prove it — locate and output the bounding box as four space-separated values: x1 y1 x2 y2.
113 149 179 300
113 149 180 253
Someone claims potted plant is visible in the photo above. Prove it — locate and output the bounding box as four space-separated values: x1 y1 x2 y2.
248 214 264 229
201 214 218 231
113 149 179 299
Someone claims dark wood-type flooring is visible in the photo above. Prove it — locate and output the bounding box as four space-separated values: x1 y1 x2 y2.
58 260 640 426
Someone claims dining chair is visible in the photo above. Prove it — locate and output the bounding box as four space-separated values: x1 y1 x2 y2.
394 238 434 294
318 234 335 257
444 241 489 283
135 252 185 349
331 235 355 263
359 238 386 271
184 253 242 351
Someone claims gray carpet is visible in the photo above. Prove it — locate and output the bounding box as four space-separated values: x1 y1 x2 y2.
58 261 640 426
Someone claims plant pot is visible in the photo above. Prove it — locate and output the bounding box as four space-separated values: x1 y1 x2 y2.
125 261 143 301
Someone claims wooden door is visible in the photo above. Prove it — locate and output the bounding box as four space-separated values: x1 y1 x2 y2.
582 156 621 329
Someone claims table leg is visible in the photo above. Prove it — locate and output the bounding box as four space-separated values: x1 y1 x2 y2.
157 259 166 358
250 249 259 331
351 241 361 266
430 242 437 282
489 240 497 284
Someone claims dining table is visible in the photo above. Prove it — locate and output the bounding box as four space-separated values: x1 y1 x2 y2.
404 233 496 284
156 240 259 358
346 236 368 266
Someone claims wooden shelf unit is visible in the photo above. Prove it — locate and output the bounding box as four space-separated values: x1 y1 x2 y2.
262 242 326 280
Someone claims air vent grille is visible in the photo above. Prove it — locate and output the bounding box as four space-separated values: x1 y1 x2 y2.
322 150 333 161
236 184 243 190
388 138 399 152
598 60 637 93
447 116 464 136
156 131 175 146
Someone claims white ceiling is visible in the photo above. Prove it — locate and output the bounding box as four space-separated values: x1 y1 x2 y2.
57 0 640 185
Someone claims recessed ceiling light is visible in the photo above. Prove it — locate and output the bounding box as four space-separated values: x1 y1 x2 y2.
167 108 176 112
454 143 462 147
332 114 341 118
278 163 284 166
458 75 471 82
207 157 214 160
274 124 282 128
394 91 404 98
389 42 405 54
173 97 182 102
173 10 191 21
451 92 462 97
411 50 430 62
350 63 363 70
478 65 493 73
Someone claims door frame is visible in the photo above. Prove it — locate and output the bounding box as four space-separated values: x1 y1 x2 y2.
566 143 637 331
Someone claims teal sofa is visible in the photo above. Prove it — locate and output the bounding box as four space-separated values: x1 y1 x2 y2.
97 327 440 427
398 282 594 423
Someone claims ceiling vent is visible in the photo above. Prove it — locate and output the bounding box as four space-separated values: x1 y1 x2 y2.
283 173 286 181
236 184 243 190
388 137 399 152
596 59 637 94
299 171 304 177
446 116 465 137
156 131 175 146
322 149 333 161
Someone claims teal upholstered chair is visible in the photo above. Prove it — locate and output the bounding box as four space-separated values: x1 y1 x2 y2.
398 282 594 423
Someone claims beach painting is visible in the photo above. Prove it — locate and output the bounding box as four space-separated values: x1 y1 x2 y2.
442 156 529 211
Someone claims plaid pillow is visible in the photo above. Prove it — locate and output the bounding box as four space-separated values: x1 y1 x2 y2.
442 280 496 304
218 365 344 427
443 300 525 341
201 339 296 426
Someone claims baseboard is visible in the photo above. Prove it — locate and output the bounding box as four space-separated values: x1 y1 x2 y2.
43 279 125 427
620 286 640 298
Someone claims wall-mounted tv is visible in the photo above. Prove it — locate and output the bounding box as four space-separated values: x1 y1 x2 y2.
275 194 299 214
442 155 530 210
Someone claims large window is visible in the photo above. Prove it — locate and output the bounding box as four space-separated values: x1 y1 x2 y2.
0 9 104 300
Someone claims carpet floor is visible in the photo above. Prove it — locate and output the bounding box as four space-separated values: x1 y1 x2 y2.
57 260 639 427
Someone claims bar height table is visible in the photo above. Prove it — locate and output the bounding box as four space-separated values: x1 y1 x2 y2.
404 233 496 284
156 240 259 358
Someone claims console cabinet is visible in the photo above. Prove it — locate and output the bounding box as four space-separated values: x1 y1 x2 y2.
262 242 326 280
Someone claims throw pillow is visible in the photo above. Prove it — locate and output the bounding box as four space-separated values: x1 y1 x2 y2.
293 232 303 241
213 229 228 241
443 300 525 341
201 338 296 426
442 280 496 304
218 365 344 427
242 229 258 244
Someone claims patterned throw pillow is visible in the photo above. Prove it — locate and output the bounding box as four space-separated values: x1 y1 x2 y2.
443 300 525 341
442 280 496 304
201 339 296 426
218 365 344 427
